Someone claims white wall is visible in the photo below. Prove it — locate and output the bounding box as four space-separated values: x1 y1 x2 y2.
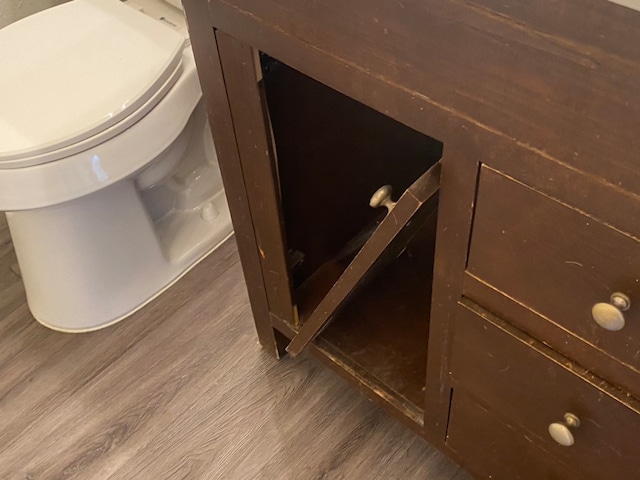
609 0 640 11
0 0 70 28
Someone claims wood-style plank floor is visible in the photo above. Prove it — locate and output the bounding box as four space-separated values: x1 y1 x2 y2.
0 213 470 479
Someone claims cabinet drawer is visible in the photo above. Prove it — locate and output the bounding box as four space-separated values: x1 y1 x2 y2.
467 166 640 375
447 392 578 480
451 300 640 480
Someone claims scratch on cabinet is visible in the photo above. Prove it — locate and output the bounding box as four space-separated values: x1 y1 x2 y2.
564 260 583 267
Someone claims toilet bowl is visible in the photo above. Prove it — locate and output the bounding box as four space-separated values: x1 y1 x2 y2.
0 0 233 331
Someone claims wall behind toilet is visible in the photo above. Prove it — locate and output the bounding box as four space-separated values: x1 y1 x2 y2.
1 0 70 28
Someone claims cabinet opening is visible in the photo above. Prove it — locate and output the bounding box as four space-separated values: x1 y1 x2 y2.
261 54 442 290
260 54 442 418
317 210 438 413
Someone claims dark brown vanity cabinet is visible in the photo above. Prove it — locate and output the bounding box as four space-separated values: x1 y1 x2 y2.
183 0 640 477
229 55 446 429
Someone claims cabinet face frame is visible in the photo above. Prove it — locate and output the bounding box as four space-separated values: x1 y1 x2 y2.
185 16 483 442
184 13 578 444
204 33 484 442
181 2 640 477
186 0 601 444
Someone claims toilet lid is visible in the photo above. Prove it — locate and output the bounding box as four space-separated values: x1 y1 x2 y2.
0 0 185 163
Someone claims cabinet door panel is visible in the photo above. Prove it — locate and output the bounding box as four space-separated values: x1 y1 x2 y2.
287 162 440 356
217 33 295 325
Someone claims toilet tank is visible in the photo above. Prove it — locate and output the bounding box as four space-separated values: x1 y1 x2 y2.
121 0 187 37
164 0 183 11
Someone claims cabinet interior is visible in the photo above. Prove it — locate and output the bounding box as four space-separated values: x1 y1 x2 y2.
261 54 443 418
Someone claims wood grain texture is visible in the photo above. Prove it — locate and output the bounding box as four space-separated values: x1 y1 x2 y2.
0 214 25 323
0 215 468 480
447 392 579 480
452 300 640 480
216 33 295 326
209 0 640 195
183 0 640 477
465 166 640 398
463 273 640 409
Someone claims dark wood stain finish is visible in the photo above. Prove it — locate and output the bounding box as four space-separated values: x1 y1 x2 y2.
463 273 640 407
447 392 579 480
262 61 443 290
287 163 441 357
451 300 640 479
466 166 640 396
182 0 640 478
216 32 296 327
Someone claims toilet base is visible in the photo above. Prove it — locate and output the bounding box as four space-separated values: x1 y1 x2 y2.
35 229 233 333
7 178 232 332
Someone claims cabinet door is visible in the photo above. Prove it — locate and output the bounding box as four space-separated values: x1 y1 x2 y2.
287 162 441 356
216 33 296 326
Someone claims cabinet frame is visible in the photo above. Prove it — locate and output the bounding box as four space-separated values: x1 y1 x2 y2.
182 1 640 477
184 15 481 443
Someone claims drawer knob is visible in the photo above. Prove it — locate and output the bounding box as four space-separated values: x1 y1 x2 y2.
591 292 630 331
548 413 581 447
369 185 397 212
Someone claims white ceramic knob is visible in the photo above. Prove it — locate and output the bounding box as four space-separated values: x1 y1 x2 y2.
548 413 580 447
592 292 630 331
369 185 396 212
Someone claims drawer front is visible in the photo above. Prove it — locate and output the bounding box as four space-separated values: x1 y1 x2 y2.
447 392 578 480
451 300 640 480
467 166 640 373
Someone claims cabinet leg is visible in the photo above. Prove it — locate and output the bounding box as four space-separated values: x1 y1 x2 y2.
273 328 290 359
255 325 289 359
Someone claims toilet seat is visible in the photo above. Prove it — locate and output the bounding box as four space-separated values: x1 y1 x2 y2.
0 49 202 211
1 63 184 169
0 0 185 167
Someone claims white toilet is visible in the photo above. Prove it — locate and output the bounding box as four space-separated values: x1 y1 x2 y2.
0 0 233 332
